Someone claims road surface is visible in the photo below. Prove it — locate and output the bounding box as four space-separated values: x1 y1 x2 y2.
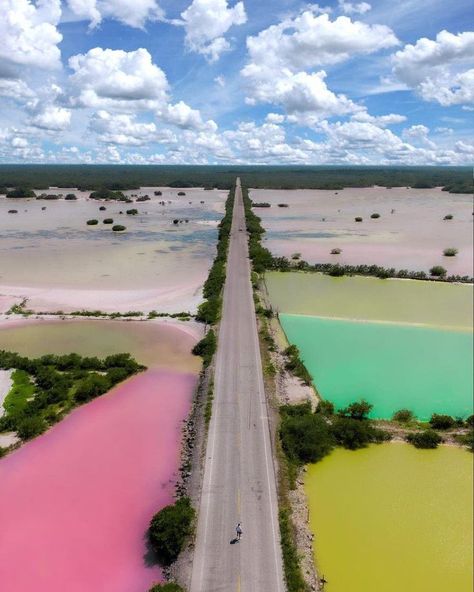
190 179 285 592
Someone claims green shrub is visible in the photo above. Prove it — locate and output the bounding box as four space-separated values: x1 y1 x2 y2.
443 214 453 220
103 218 114 224
65 193 77 200
330 248 342 255
392 409 414 423
406 429 442 449
429 413 455 430
6 187 35 198
283 345 312 385
112 225 126 231
370 213 381 219
279 508 307 592
148 497 195 566
316 400 335 416
280 407 335 465
192 330 217 367
86 219 99 225
74 373 111 402
16 416 47 439
443 248 458 257
126 208 138 215
331 416 388 450
338 399 373 420
355 216 363 222
148 584 184 592
430 265 447 277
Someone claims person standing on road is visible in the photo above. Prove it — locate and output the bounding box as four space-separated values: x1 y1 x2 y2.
236 523 243 540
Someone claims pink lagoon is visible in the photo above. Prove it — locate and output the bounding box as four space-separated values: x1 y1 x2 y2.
0 321 200 592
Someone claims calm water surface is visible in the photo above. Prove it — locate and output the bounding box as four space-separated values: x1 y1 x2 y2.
306 444 473 592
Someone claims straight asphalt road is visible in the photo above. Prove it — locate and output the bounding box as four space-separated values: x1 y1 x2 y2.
190 179 285 592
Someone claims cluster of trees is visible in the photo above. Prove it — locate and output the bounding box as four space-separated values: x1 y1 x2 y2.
0 351 144 442
196 189 235 324
1 165 471 193
6 187 36 198
283 345 312 386
242 188 273 273
280 400 389 471
148 497 195 566
89 188 130 201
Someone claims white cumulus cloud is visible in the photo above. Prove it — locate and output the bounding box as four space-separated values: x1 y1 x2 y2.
69 48 169 110
392 30 474 106
180 0 247 62
30 105 72 131
338 1 371 15
0 0 62 78
67 0 164 28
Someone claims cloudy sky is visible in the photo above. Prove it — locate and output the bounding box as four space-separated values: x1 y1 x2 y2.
1 0 473 165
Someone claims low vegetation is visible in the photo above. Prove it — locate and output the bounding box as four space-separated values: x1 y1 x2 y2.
370 212 381 219
354 216 363 222
148 584 184 592
148 497 195 566
429 265 447 277
406 429 442 449
283 345 312 386
279 508 308 592
89 188 127 200
112 224 126 231
330 248 342 255
103 218 113 224
191 330 217 367
196 188 234 324
392 409 414 423
443 214 453 220
443 247 458 257
86 219 98 225
6 187 35 198
429 413 456 430
0 351 144 444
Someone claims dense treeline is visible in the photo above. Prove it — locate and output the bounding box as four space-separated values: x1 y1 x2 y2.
0 165 471 193
242 187 274 272
196 187 235 324
0 351 144 443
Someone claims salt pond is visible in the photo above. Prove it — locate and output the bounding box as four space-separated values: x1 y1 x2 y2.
306 444 473 592
0 187 226 313
280 314 473 420
266 272 473 330
251 187 473 276
0 319 200 591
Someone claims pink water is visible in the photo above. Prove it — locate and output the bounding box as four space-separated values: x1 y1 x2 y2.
0 369 196 592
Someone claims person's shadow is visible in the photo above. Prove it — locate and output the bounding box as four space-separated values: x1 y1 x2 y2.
229 538 239 545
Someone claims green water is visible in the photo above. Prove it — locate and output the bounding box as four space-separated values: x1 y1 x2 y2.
306 444 473 592
266 272 473 330
280 314 473 419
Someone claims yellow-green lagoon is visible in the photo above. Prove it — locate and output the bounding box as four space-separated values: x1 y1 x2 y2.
306 444 473 592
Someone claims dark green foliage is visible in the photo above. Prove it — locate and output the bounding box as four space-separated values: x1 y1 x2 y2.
0 349 144 444
407 429 442 449
328 264 345 277
0 165 471 193
370 213 381 219
331 417 388 450
355 216 363 222
443 214 453 220
392 409 414 423
112 225 126 231
466 415 474 427
429 413 455 430
8 209 18 214
283 345 312 385
89 188 126 200
148 584 184 592
148 497 195 566
316 399 335 416
430 265 447 277
443 248 458 257
103 218 113 224
280 404 335 464
87 219 99 225
279 508 308 592
196 188 234 324
16 416 47 439
6 187 35 198
338 399 373 420
252 202 271 207
126 208 138 215
65 193 77 200
192 330 217 367
455 431 474 451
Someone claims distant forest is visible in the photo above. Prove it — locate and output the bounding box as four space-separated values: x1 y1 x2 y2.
0 165 472 193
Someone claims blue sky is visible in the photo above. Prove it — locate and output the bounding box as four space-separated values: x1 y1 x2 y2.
0 0 473 164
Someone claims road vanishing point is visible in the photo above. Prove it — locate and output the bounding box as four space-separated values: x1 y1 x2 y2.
190 179 285 592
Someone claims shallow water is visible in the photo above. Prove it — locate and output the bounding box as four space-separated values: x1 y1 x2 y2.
0 187 226 312
0 370 196 592
266 272 473 330
0 319 200 591
0 318 202 371
280 314 473 419
251 187 473 275
306 444 473 592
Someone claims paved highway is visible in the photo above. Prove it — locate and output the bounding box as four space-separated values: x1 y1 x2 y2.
190 179 285 592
